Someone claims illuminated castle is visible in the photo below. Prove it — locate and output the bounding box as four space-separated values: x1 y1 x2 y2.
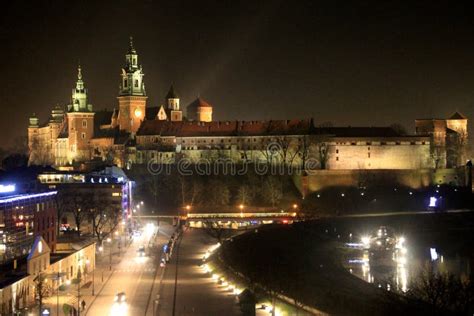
28 38 213 167
28 39 468 172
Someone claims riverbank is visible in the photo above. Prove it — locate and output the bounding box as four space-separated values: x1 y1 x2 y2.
218 221 434 315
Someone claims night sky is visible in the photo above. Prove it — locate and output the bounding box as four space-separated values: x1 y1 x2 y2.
1 0 474 148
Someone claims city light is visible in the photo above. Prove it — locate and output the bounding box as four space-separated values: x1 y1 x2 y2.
429 197 437 208
361 236 370 247
0 184 15 193
0 191 57 204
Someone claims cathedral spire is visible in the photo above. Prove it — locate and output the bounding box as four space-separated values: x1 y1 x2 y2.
120 37 145 96
77 63 82 80
68 65 92 112
128 36 136 54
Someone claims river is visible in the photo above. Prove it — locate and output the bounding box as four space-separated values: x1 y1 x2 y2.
325 211 474 293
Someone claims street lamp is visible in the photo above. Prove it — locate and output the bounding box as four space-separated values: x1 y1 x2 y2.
292 204 298 210
107 238 112 271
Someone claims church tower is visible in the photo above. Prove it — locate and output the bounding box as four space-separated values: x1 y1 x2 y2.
166 85 182 121
117 37 147 134
66 65 94 162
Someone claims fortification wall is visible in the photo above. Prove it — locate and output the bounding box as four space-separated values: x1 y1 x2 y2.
294 168 466 194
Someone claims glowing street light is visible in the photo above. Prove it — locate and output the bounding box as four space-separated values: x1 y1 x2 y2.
239 204 244 210
292 204 298 210
185 205 191 211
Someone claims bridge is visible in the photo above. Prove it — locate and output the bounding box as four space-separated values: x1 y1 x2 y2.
131 212 299 229
185 211 298 228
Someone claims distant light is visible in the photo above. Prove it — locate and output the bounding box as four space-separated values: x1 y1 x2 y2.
409 192 413 195
361 236 370 246
341 193 345 197
0 184 15 193
430 248 438 261
429 197 437 208
0 191 57 204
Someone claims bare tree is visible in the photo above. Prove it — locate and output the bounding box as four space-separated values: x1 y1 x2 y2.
34 274 51 315
446 130 468 168
29 137 52 166
68 193 91 236
237 185 254 205
431 146 445 169
202 220 233 243
208 179 230 207
296 135 311 172
89 201 121 245
177 175 203 207
315 141 330 170
262 176 283 207
408 264 474 314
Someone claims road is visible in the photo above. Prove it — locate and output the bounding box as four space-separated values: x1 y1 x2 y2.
156 228 242 316
85 222 174 316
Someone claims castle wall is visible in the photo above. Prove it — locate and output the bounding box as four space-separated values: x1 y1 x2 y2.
326 138 432 169
136 134 433 170
295 168 465 194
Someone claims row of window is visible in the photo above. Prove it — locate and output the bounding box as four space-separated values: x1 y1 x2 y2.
123 79 140 88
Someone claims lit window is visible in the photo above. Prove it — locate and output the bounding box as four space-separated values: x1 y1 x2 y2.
135 80 139 87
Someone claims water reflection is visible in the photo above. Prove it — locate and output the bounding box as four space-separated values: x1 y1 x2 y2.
354 246 409 292
345 234 472 293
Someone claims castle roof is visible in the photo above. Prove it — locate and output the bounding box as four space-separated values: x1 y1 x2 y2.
187 97 212 110
166 85 178 99
449 111 467 120
138 119 312 137
313 127 401 137
136 119 415 139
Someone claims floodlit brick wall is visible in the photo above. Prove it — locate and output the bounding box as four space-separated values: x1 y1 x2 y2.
294 168 464 193
326 139 432 169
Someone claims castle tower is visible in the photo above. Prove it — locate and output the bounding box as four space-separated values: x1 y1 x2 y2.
187 97 213 122
27 113 39 156
166 85 182 121
66 65 94 163
446 111 468 167
117 37 147 134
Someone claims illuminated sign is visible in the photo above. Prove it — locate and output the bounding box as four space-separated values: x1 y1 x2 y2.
0 184 15 193
38 241 43 253
429 197 437 208
0 191 57 204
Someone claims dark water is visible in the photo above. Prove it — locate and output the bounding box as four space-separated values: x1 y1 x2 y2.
323 211 474 292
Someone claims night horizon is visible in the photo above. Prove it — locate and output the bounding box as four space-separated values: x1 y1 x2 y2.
2 1 474 148
1 2 474 314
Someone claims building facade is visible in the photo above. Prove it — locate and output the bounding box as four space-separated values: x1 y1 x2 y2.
27 38 467 172
0 190 57 264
